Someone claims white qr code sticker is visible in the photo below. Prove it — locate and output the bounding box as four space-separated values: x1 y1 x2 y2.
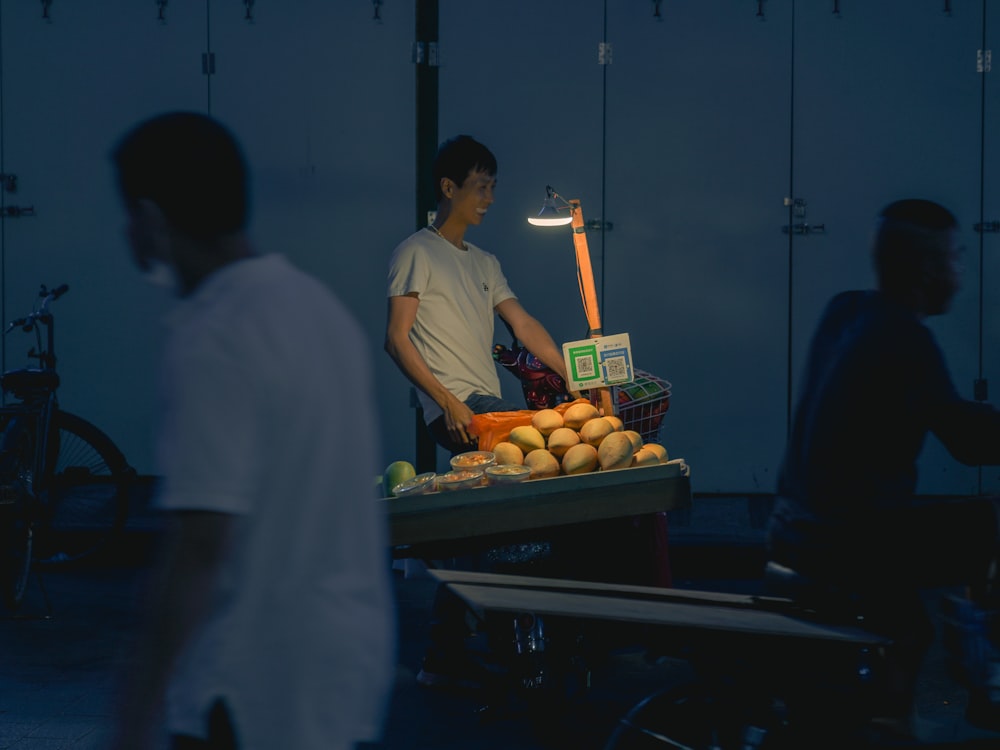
603 356 628 384
574 355 596 378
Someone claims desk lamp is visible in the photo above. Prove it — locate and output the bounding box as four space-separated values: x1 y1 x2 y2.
528 185 614 417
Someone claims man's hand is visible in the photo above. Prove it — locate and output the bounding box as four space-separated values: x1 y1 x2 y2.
111 512 234 750
441 395 476 449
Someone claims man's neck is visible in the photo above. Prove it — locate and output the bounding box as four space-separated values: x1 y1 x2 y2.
176 233 256 295
880 287 929 320
432 206 469 249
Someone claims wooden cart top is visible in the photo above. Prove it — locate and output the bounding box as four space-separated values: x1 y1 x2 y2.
381 462 691 548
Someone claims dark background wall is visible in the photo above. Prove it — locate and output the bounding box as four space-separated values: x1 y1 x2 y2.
1 1 997 497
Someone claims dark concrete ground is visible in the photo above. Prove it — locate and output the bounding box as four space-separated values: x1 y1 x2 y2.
2 494 999 748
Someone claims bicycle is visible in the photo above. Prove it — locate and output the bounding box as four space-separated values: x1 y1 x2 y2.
0 283 135 611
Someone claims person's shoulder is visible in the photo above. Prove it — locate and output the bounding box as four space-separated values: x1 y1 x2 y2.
393 228 433 252
811 290 875 337
828 289 870 307
390 229 435 263
822 289 878 318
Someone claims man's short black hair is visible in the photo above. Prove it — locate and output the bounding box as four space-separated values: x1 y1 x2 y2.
432 135 497 203
873 198 958 293
112 111 249 240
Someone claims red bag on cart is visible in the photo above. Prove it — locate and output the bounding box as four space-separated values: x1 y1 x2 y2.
468 398 590 452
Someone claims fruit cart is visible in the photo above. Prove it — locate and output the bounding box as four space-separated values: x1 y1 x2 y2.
382 460 690 559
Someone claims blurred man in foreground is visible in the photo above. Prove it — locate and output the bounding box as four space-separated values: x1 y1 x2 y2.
110 111 395 750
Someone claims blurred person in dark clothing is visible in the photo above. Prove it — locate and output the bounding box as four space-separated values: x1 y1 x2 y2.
767 198 1000 736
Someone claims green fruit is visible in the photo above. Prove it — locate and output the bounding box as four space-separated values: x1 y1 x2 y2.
383 460 416 496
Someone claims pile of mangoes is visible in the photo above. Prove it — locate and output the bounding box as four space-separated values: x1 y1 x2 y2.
493 402 670 479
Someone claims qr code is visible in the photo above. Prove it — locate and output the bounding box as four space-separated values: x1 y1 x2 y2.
604 356 628 383
574 355 596 378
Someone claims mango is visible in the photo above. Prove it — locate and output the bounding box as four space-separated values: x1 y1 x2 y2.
546 427 581 459
579 417 614 447
531 408 564 436
623 430 644 454
603 415 625 432
492 441 525 465
563 401 600 430
632 448 660 467
562 443 598 475
523 448 561 478
598 432 634 471
642 443 668 462
510 425 546 453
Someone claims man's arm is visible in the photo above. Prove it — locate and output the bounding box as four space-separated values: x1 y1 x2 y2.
496 297 570 383
384 294 475 446
112 511 235 750
933 399 1000 466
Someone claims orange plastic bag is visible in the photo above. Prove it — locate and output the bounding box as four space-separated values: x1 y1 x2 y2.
469 398 593 452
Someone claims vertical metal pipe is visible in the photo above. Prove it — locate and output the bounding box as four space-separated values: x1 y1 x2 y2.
414 0 439 472
977 0 987 492
415 0 438 232
0 0 7 376
979 0 987 392
206 0 213 114
786 0 797 440
600 0 608 328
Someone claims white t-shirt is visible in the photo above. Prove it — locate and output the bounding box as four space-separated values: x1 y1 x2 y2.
386 228 516 423
154 254 395 750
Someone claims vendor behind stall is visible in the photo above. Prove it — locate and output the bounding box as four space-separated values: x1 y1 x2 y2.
384 134 571 455
384 134 577 688
384 135 671 690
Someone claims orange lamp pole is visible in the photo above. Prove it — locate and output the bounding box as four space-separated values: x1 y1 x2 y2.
567 198 615 417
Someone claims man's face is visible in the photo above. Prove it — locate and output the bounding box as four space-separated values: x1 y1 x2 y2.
444 168 495 226
124 200 182 294
125 208 157 273
922 230 963 316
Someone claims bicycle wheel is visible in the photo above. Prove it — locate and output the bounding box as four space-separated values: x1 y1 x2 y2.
0 416 35 610
603 684 718 750
34 410 133 566
603 681 792 750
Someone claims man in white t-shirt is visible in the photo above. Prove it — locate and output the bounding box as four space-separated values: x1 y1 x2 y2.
385 135 576 688
385 135 571 454
110 112 395 750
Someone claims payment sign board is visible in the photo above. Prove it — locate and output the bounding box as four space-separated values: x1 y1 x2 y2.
562 333 634 392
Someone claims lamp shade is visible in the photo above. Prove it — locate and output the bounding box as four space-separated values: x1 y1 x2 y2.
528 190 573 226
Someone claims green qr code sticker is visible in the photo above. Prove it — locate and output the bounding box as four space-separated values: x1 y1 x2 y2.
567 345 599 382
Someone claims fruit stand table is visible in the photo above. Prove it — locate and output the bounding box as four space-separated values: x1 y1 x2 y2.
380 461 691 567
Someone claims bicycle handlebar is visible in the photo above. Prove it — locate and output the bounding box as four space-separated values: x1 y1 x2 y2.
44 284 69 302
4 283 70 334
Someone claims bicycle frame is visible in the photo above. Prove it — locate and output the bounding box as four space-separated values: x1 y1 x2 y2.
0 395 57 500
1 283 132 607
1 285 66 495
